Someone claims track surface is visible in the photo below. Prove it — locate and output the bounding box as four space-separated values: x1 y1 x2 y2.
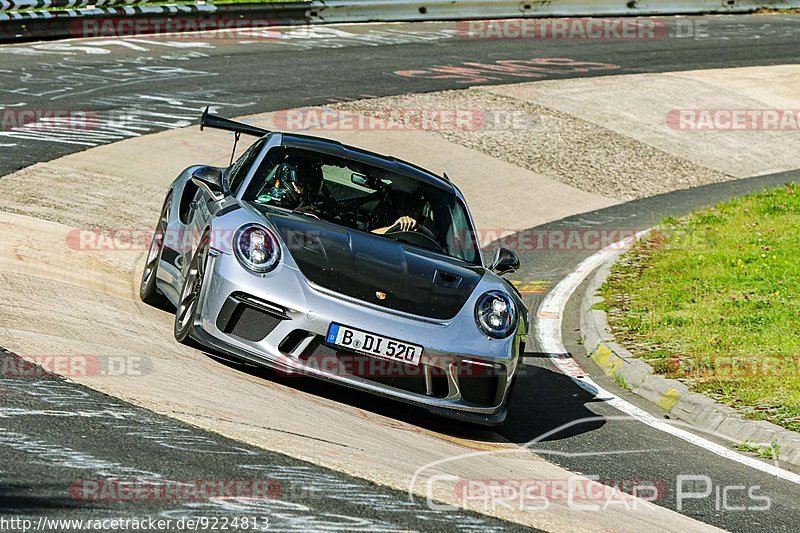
506 170 800 532
2 15 800 175
2 13 800 531
0 349 521 532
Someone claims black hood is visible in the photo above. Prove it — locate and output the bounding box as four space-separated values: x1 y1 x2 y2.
265 212 485 320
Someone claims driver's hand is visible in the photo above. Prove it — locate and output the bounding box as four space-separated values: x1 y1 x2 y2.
394 216 417 231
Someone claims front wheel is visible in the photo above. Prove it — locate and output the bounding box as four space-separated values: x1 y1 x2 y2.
174 232 210 345
140 195 171 308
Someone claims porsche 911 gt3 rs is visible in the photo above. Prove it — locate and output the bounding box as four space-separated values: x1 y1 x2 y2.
140 110 528 425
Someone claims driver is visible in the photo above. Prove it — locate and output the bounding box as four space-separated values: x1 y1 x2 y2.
372 216 417 234
368 188 421 234
256 158 326 212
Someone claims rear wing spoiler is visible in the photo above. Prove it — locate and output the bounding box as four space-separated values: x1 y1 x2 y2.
200 107 270 164
200 107 270 138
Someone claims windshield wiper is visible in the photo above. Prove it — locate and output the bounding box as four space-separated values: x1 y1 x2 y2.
291 210 320 220
257 203 321 220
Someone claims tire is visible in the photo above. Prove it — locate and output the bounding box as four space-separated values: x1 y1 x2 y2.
174 231 210 345
140 195 172 308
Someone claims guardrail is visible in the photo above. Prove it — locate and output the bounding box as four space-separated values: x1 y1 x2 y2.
1 0 799 43
307 0 800 22
0 4 216 21
0 2 310 41
0 0 154 11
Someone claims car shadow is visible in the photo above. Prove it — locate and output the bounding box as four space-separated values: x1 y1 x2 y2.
201 349 605 444
0 482 86 513
500 355 606 444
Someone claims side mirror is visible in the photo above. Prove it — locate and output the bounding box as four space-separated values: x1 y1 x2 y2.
351 172 369 187
191 166 224 201
490 247 520 276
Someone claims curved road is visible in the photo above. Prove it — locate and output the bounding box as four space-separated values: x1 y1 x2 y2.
2 14 800 175
1 13 800 532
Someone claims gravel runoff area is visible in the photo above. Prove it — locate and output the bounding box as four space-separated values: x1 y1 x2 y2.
334 89 731 201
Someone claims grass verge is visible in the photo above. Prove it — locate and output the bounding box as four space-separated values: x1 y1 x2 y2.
601 183 800 433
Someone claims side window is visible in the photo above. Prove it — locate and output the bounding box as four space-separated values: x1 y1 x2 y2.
227 139 266 195
447 201 479 264
242 147 287 201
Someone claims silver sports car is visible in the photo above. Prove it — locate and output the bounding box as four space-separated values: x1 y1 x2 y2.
140 110 528 425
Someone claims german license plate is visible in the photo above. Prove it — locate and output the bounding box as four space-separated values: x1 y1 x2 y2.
325 323 423 366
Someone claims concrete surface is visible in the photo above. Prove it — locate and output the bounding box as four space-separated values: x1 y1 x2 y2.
487 65 800 180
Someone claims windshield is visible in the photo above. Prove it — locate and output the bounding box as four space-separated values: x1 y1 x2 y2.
241 146 481 264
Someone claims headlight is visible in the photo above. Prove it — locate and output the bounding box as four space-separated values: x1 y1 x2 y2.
475 291 517 339
234 224 281 273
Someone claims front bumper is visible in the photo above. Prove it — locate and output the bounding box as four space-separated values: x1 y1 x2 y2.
194 253 524 425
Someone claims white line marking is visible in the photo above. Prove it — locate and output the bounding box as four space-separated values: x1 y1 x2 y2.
535 231 800 484
0 408 136 419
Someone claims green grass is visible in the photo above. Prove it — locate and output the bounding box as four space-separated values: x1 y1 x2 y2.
601 183 800 434
612 372 630 391
735 441 762 454
736 440 781 460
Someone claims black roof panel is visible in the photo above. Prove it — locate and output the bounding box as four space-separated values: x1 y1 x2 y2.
278 133 454 193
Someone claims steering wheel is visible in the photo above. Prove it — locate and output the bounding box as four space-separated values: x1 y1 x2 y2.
385 222 435 239
385 224 443 253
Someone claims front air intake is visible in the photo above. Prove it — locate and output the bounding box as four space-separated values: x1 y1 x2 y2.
216 293 288 342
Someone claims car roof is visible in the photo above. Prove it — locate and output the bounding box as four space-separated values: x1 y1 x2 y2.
277 132 456 194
